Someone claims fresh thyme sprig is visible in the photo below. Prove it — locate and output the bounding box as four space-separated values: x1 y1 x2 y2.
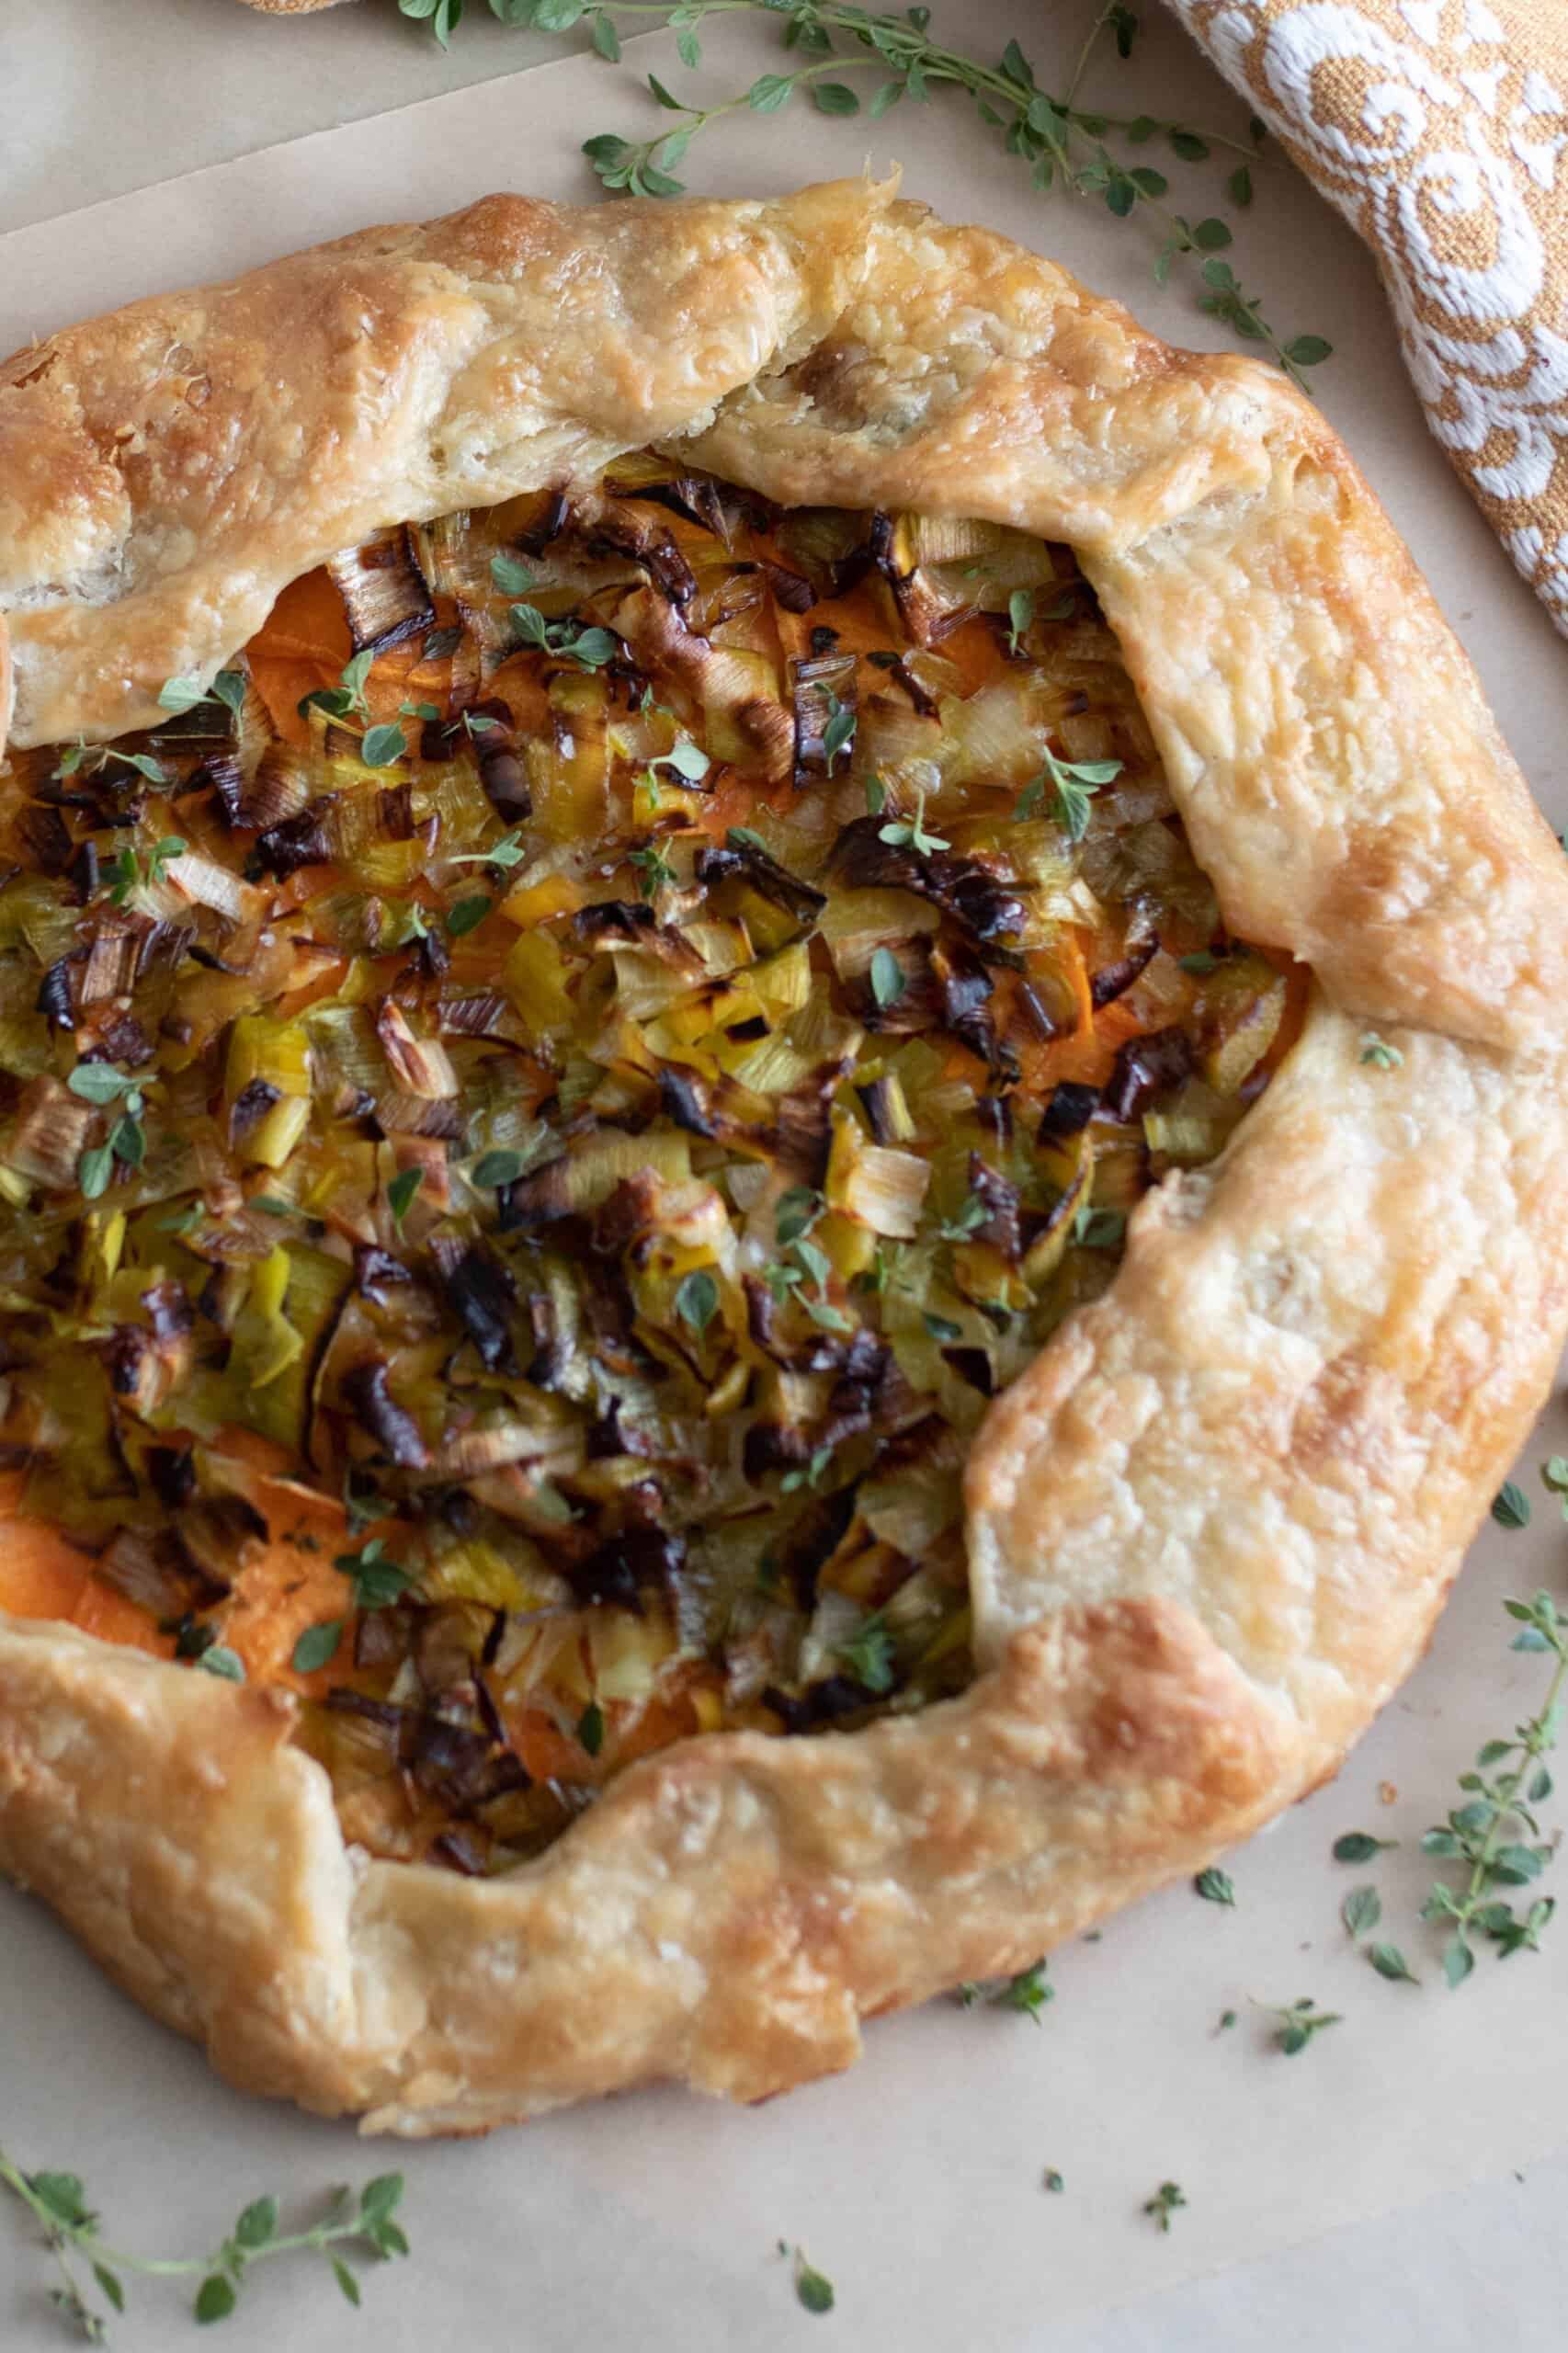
1418 1587 1567 1985
0 2149 410 2341
1016 745 1123 839
436 0 1334 390
66 1063 151 1199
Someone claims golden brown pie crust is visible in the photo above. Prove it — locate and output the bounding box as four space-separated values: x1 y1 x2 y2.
3 180 1567 2135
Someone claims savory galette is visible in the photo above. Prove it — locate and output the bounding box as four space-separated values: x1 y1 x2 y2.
1 181 1564 2132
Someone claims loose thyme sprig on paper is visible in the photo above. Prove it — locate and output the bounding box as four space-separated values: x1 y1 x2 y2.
0 2151 410 2341
406 0 1335 390
1418 1586 1567 1986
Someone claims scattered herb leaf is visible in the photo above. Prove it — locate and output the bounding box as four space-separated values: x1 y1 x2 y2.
1492 1480 1531 1530
386 1167 424 1230
1193 1867 1235 1907
1263 1996 1342 2056
1341 1884 1381 1940
1333 1831 1397 1864
291 1621 343 1675
675 1267 720 1336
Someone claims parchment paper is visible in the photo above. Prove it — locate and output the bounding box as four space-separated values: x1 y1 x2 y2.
4 9 1568 2348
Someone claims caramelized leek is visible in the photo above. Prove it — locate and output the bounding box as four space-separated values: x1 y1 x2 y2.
0 452 1296 1878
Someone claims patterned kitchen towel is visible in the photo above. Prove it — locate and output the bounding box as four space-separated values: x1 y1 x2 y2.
1167 0 1568 635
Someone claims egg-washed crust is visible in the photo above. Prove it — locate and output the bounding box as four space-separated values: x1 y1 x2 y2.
3 180 1567 2135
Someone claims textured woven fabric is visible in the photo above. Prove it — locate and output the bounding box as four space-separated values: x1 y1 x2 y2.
1167 0 1568 634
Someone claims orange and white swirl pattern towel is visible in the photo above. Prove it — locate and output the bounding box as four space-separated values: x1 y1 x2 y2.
1169 0 1568 633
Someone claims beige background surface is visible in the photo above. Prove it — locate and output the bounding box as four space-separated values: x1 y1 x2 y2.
4 6 1568 2348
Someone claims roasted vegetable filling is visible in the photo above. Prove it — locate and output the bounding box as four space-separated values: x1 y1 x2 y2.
0 457 1301 1872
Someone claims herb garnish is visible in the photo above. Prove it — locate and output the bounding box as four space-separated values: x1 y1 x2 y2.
937 1191 987 1243
472 1148 528 1188
1332 1830 1397 1864
1418 1588 1567 1984
450 826 528 870
764 1236 851 1332
820 690 857 774
1074 1205 1126 1250
1142 2180 1187 2232
1492 1480 1531 1530
774 1185 824 1246
196 1645 245 1683
1340 1883 1381 1940
675 1267 720 1336
386 1166 424 1230
1358 1031 1403 1069
780 1443 835 1495
54 739 169 787
360 722 408 768
157 669 246 720
1262 1996 1342 2055
836 1607 895 1694
957 1958 1053 2020
1192 1867 1235 1907
490 552 537 596
299 648 374 722
68 1063 150 1199
291 1621 343 1675
778 2243 835 2315
0 2148 409 2339
334 1536 415 1612
653 736 711 782
869 944 906 1007
878 790 949 857
107 835 187 906
457 4 1334 387
510 602 619 669
445 895 494 937
1017 745 1122 840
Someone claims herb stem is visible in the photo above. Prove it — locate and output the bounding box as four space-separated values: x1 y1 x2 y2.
2 2146 410 2339
585 0 1254 152
1457 1645 1568 1927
